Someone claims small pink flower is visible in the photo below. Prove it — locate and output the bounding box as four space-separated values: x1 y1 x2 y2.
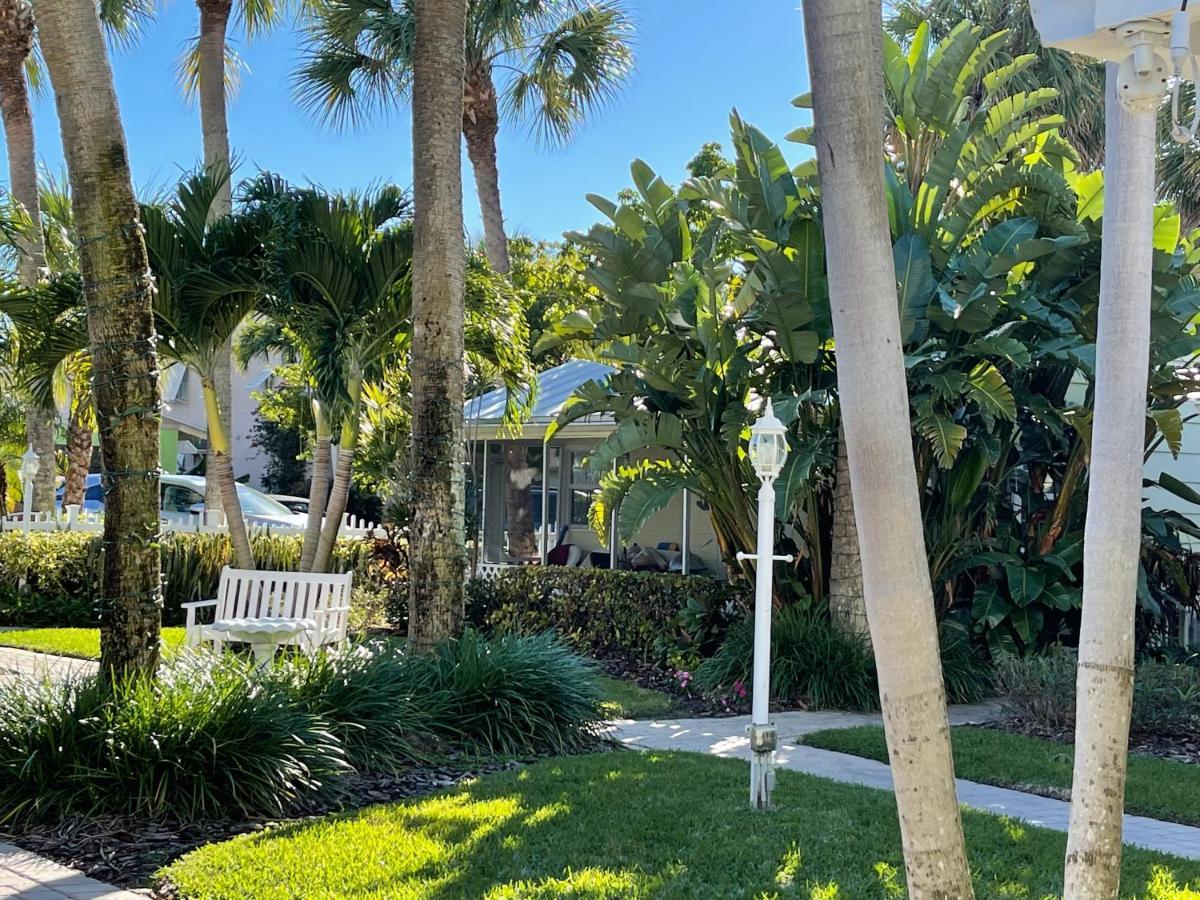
732 680 747 699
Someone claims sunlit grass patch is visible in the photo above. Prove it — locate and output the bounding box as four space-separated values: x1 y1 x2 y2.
0 626 186 659
161 751 1200 899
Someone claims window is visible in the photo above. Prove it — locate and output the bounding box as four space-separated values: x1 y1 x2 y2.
162 485 204 514
568 450 598 526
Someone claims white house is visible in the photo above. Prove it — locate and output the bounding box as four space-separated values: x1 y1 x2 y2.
465 359 723 577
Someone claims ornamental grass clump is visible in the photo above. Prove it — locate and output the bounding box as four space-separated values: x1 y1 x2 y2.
0 653 346 826
272 641 438 774
401 629 606 756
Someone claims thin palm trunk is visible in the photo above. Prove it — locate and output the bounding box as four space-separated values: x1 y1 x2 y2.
1063 66 1156 899
63 407 93 506
197 0 235 514
300 399 331 572
0 2 55 512
312 381 360 573
828 421 869 641
463 68 509 274
202 375 255 569
408 0 468 651
804 2 974 896
503 443 536 558
36 0 162 679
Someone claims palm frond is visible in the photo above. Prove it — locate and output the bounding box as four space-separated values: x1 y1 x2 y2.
176 36 250 103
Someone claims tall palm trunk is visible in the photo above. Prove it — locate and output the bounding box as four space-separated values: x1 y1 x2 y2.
312 379 360 573
300 398 331 572
828 421 869 641
408 0 468 651
1063 66 1156 899
462 67 509 274
503 443 537 558
36 0 162 679
63 406 93 506
197 0 236 514
803 2 974 896
202 375 255 569
0 0 55 512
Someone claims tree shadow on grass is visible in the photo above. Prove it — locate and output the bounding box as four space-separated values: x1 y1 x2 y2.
166 751 1200 899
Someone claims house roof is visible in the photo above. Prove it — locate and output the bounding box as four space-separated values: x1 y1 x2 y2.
466 359 615 425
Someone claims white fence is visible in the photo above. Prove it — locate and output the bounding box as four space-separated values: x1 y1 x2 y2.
1 505 383 540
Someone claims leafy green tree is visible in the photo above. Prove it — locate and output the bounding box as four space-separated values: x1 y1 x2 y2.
293 0 634 273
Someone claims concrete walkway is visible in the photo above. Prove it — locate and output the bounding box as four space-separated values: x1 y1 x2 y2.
606 705 1200 861
0 842 144 899
0 646 95 686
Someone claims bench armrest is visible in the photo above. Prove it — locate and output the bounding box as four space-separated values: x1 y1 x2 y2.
181 599 219 642
180 599 218 610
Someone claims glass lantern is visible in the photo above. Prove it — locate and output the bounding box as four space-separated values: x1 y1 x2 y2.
748 400 789 481
19 444 39 485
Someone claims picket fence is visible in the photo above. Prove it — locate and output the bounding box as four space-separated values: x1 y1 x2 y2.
0 504 383 539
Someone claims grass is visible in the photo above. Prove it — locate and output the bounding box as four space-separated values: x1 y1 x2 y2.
595 675 674 719
805 725 1200 827
160 751 1200 899
0 627 187 659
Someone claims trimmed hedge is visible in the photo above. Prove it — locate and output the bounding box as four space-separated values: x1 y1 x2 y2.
0 531 373 628
469 566 750 663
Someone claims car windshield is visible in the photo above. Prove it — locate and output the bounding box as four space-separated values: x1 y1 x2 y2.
234 484 295 517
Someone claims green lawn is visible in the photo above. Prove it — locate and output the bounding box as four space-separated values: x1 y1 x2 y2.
0 627 187 659
596 675 675 719
805 725 1200 827
160 751 1200 899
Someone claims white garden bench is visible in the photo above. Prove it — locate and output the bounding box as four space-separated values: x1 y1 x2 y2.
182 567 354 655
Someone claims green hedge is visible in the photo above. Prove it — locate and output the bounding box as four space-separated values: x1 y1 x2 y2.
0 531 373 628
469 566 750 663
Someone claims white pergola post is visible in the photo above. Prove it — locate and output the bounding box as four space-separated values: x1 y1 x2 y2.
479 439 489 566
681 487 692 575
540 442 550 565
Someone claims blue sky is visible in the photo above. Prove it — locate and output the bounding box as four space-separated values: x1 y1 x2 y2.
18 0 811 243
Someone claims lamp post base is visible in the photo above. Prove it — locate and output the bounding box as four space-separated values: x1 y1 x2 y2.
749 723 777 809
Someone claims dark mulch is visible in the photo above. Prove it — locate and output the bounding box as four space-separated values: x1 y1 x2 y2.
989 717 1200 765
0 760 524 890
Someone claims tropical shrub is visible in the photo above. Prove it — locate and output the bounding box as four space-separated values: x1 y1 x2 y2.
696 608 992 711
470 566 751 663
399 629 604 756
997 650 1200 735
0 654 346 825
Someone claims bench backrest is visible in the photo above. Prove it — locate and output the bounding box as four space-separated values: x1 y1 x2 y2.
214 567 354 621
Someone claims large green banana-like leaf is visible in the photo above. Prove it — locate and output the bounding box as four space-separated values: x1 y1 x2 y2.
894 232 935 342
917 406 968 467
616 465 697 543
1149 408 1184 458
586 412 684 476
966 362 1016 421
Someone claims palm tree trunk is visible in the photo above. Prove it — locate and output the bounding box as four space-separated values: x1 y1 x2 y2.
408 0 468 652
312 382 360 574
202 376 255 570
197 0 235 515
503 443 537 558
63 407 93 506
462 68 509 274
0 11 55 512
300 399 331 572
828 421 869 642
36 0 162 680
1063 66 1156 900
803 3 974 896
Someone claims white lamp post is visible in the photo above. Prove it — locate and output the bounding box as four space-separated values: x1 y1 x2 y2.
737 399 793 809
19 444 39 534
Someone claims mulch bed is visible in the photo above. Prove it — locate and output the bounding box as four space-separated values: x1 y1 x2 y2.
597 654 754 717
985 717 1200 765
1 760 525 892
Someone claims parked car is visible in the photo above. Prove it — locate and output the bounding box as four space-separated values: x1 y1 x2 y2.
59 474 310 529
269 494 310 515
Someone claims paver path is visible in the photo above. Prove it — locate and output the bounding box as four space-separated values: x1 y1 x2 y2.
606 704 1200 861
0 646 95 685
0 842 144 899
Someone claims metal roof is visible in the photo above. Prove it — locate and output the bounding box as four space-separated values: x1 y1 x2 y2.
466 359 615 424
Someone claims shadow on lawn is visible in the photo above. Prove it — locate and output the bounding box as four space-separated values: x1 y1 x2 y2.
164 751 1200 899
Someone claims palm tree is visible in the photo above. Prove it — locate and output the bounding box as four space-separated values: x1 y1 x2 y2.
407 0 467 650
802 1 974 895
141 166 264 570
244 175 413 573
34 0 162 679
1062 68 1158 900
294 0 633 274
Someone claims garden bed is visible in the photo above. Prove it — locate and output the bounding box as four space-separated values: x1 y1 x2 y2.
803 724 1200 827
156 751 1200 899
